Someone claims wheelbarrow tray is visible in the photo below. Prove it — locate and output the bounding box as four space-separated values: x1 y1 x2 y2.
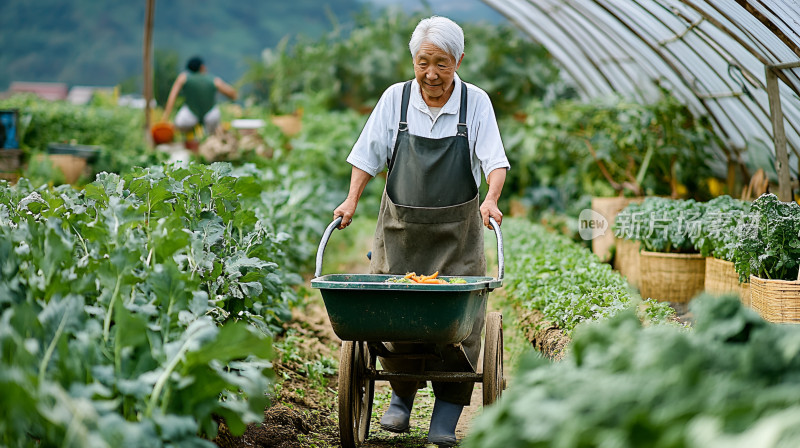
311 274 495 343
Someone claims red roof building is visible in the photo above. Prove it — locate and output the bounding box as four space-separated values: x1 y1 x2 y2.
9 82 68 101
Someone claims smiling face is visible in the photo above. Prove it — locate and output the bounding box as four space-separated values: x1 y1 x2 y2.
413 41 463 107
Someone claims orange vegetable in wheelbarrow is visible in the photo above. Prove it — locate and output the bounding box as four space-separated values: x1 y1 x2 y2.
398 271 448 284
422 278 448 284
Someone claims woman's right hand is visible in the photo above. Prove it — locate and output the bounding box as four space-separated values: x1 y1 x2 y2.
333 198 357 229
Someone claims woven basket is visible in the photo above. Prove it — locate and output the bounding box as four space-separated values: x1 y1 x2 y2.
614 238 641 288
591 196 643 262
270 114 302 137
750 275 800 323
704 257 751 307
639 251 705 303
740 282 751 308
37 154 86 184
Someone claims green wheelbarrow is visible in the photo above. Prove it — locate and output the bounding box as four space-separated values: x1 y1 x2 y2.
311 216 505 448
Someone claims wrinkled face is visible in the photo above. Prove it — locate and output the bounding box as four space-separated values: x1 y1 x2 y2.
413 41 463 107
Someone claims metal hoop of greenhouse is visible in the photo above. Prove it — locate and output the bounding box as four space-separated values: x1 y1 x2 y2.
481 0 800 201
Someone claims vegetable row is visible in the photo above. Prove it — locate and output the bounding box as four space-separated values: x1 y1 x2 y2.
0 161 334 447
467 295 800 447
502 217 675 334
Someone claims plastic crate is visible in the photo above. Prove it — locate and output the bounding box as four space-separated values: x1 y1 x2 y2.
47 143 100 163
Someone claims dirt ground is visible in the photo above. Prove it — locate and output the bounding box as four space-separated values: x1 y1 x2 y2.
517 308 570 361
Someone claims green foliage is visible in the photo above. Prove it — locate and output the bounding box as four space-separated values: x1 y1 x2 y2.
20 152 67 187
732 193 800 282
154 49 180 107
614 196 706 253
251 105 384 219
466 295 800 448
503 218 674 333
243 9 570 115
500 90 718 217
274 329 337 391
689 195 751 260
0 160 347 446
0 94 165 182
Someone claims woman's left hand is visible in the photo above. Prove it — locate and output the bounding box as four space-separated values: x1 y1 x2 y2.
480 198 503 230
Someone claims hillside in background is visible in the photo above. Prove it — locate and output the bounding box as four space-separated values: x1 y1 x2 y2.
0 0 503 93
1 0 362 91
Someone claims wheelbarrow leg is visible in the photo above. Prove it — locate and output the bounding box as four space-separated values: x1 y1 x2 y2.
482 312 504 406
338 341 375 448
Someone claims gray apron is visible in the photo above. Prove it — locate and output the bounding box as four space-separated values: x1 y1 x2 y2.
370 81 486 405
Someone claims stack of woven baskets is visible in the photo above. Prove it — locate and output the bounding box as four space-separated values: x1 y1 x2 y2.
612 194 800 324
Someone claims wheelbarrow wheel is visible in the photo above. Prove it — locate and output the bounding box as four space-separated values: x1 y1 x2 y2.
482 312 504 406
339 341 375 448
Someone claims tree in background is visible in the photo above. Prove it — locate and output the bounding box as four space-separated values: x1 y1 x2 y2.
154 49 179 107
241 9 572 116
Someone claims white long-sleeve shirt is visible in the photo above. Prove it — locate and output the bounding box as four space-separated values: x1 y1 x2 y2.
346 74 510 188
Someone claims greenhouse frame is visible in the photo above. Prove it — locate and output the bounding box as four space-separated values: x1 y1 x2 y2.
482 0 800 201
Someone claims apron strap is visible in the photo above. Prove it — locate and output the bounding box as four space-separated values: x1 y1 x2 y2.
457 82 468 138
399 80 467 135
389 80 469 171
388 81 414 171
399 80 413 132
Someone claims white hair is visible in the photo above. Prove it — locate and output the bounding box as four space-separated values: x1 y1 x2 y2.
409 16 464 62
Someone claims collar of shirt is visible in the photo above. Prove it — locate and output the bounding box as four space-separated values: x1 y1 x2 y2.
410 74 463 119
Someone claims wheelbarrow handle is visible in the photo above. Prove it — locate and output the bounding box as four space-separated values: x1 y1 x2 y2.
314 216 504 282
489 217 504 283
315 216 343 278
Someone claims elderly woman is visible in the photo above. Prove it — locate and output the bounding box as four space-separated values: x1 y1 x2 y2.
333 16 509 446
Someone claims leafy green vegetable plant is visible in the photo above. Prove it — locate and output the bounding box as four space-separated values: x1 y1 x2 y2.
614 196 706 253
0 93 165 183
0 160 340 446
500 90 718 216
466 295 800 448
688 195 751 261
503 218 674 333
731 193 800 281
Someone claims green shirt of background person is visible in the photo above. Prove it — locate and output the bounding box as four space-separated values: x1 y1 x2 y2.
162 56 237 141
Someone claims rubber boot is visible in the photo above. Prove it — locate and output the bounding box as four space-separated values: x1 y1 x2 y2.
379 391 416 433
427 399 464 447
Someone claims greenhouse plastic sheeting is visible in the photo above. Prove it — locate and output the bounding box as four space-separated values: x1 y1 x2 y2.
482 0 800 181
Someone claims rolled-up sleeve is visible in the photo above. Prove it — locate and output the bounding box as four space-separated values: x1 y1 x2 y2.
346 88 395 176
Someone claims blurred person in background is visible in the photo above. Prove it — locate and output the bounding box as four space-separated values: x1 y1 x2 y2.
162 56 237 147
